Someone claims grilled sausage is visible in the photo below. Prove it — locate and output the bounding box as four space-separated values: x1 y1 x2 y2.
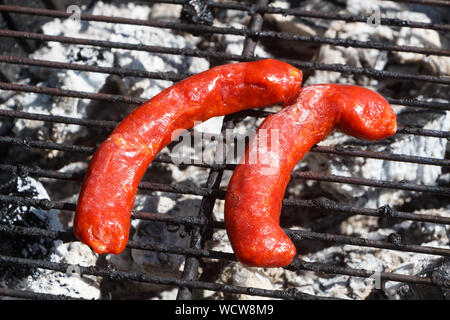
74 59 303 255
225 84 397 267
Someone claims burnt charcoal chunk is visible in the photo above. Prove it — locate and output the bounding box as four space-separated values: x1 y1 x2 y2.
0 177 54 284
181 0 213 26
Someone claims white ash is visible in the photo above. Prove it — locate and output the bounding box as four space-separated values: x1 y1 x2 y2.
265 0 344 57
0 176 100 299
17 176 62 232
217 21 272 58
303 108 449 210
150 287 179 300
102 192 200 294
302 212 449 300
211 263 281 300
2 0 448 301
205 208 449 300
19 241 101 299
200 1 450 300
38 161 88 204
1 0 211 298
270 0 450 209
213 7 272 58
1 0 209 160
131 193 197 273
6 46 114 160
148 3 182 21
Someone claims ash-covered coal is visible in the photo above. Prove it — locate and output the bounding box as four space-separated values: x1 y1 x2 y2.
180 0 214 27
200 0 450 301
0 174 100 299
0 0 209 298
1 1 209 167
0 176 55 284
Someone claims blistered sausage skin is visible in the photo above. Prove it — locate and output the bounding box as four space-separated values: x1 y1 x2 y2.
225 84 397 267
74 59 303 255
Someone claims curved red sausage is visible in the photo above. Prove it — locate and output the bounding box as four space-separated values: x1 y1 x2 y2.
225 84 397 267
74 59 303 255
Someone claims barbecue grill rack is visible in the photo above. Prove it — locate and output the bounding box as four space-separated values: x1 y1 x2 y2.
0 0 449 300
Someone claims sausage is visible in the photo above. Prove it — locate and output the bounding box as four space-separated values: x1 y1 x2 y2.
74 59 303 255
225 84 397 267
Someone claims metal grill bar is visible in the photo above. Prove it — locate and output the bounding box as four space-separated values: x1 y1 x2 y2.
1 133 450 196
1 5 450 57
1 189 450 226
145 0 450 12
3 2 450 32
0 54 188 82
1 215 450 258
0 255 332 300
1 109 450 165
1 108 450 140
1 29 450 86
176 0 273 300
0 287 80 300
207 0 450 30
0 191 450 256
0 224 448 289
0 81 449 114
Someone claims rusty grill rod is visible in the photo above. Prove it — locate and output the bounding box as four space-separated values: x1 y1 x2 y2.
0 287 80 300
0 138 449 196
148 0 450 11
1 109 449 165
0 254 334 300
1 5 450 58
1 107 449 140
0 82 448 117
1 29 450 87
1 186 450 226
0 79 449 113
1 194 450 259
3 1 450 33
176 0 272 299
0 224 447 289
144 0 450 31
1 54 450 114
0 54 189 82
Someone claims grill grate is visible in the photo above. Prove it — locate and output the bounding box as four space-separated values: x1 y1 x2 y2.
0 0 449 300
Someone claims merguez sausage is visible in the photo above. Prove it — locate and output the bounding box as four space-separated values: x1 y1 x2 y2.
225 84 397 267
74 59 303 255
